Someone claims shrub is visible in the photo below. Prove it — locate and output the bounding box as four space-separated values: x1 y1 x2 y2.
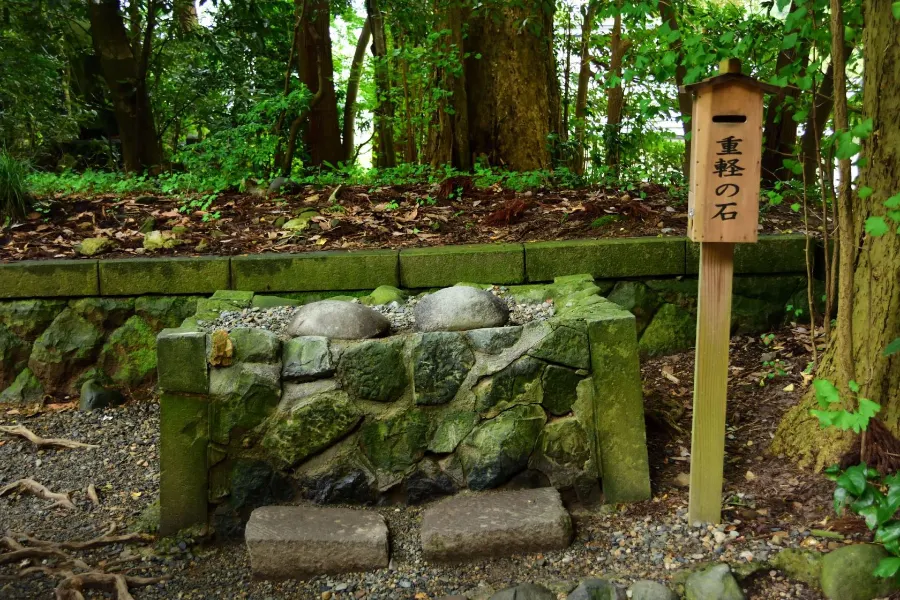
0 151 31 222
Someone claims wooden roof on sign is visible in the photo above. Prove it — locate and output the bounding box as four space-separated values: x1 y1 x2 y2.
679 59 781 95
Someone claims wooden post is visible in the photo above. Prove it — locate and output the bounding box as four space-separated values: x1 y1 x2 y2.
682 60 779 524
688 243 734 523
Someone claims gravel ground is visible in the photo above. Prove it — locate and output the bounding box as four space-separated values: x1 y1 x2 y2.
201 287 555 338
0 327 852 600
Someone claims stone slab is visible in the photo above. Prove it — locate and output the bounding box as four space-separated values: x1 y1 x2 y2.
99 257 230 295
525 238 686 282
0 260 98 298
160 393 208 535
231 250 398 292
245 505 389 579
421 488 573 562
687 234 808 275
157 329 209 394
400 243 525 288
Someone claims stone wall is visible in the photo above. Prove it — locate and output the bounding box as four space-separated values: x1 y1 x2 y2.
157 278 652 534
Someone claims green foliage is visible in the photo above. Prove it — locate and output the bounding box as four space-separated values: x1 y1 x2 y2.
0 151 31 222
825 463 900 581
810 378 881 433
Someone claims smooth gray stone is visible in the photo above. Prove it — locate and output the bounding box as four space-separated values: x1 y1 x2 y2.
415 287 509 332
286 300 390 339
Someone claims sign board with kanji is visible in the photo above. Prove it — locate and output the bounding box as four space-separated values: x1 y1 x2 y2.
685 60 778 244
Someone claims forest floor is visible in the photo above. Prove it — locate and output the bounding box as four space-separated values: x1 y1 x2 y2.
0 324 867 599
0 182 809 261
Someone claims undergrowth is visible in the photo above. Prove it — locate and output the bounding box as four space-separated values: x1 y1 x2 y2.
0 151 31 222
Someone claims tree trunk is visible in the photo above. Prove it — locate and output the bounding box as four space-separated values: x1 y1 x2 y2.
604 4 626 170
366 0 397 168
573 1 599 175
174 0 199 35
465 0 557 170
88 0 161 173
761 27 805 187
343 21 372 162
771 0 900 470
425 1 471 170
658 0 691 180
297 0 342 167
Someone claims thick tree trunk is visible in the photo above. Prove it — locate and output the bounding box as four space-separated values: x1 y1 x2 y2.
771 0 900 469
425 1 471 170
658 0 691 180
367 0 397 168
465 0 557 170
173 0 199 35
573 1 599 175
297 1 342 167
88 0 161 173
343 21 371 163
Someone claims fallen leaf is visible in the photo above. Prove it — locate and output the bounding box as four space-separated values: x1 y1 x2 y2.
745 470 757 481
782 383 795 392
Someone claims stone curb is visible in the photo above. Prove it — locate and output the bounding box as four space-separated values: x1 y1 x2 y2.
0 236 811 298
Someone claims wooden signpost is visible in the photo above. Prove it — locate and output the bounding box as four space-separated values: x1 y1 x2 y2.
683 59 779 524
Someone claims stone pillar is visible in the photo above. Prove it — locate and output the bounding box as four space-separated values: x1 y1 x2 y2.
158 328 210 535
587 313 651 502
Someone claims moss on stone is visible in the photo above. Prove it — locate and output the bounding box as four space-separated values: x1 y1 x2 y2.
99 257 230 296
337 338 408 403
28 308 104 392
412 332 475 406
0 299 67 340
428 410 480 453
228 328 281 364
231 250 398 293
0 368 44 405
0 324 31 389
261 391 362 467
528 324 590 369
359 408 431 473
474 355 544 415
70 297 136 331
638 303 696 358
360 285 407 306
0 260 99 299
160 393 208 535
770 548 822 587
541 365 584 416
687 234 808 275
400 243 524 288
98 316 158 388
209 363 281 444
525 237 686 282
529 416 592 488
135 296 201 331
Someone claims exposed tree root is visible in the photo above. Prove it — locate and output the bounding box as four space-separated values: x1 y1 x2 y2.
0 478 75 509
86 484 100 507
0 526 169 599
0 425 98 449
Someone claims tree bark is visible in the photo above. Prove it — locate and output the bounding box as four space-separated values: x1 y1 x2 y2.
366 0 397 168
87 0 162 173
464 0 557 170
604 3 626 170
343 21 372 162
658 0 691 180
173 0 199 35
760 40 805 186
297 0 343 167
573 1 599 175
771 0 900 469
425 0 471 170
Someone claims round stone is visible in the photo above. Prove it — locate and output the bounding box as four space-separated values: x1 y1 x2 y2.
414 287 510 332
286 300 390 339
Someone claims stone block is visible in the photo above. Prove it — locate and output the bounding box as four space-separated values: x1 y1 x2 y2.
99 257 230 295
157 329 209 394
229 328 281 363
231 250 398 292
587 313 651 503
687 234 808 275
400 244 524 288
282 336 333 381
245 505 389 579
525 238 686 282
0 259 99 298
160 393 208 535
412 332 475 405
421 488 573 562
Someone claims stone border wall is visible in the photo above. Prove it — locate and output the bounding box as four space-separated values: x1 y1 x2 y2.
157 285 652 535
0 235 809 298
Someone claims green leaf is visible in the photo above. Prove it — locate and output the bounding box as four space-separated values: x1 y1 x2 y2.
782 33 798 49
877 522 900 544
834 485 851 513
859 398 882 420
885 193 900 209
866 216 890 237
885 338 900 357
791 203 801 212
838 464 869 496
849 380 861 393
858 186 874 199
814 379 841 406
852 119 874 138
811 409 838 428
874 557 900 579
893 2 900 19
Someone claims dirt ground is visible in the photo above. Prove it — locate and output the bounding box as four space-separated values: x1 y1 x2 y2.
0 182 808 261
0 324 872 599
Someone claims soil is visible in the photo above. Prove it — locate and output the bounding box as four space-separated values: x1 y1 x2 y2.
0 183 810 261
0 325 872 599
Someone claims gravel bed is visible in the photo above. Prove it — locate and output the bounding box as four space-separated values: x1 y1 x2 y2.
200 287 555 338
